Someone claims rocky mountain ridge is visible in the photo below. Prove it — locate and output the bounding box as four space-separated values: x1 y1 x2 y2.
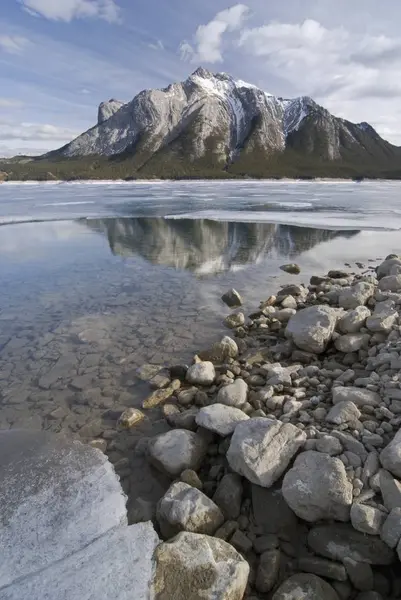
47 68 401 177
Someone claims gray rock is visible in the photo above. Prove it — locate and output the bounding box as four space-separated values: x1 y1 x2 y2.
378 274 401 292
280 263 301 275
216 379 248 409
285 305 340 354
210 336 239 361
343 557 373 592
167 407 199 431
298 556 347 581
156 482 224 538
366 300 398 333
326 401 361 425
256 549 281 593
180 469 203 490
227 418 306 488
354 593 384 600
195 403 249 436
224 312 245 329
331 431 368 460
272 574 340 600
335 334 369 353
338 283 375 310
308 524 395 565
281 295 297 309
282 451 353 522
338 307 371 334
186 361 215 386
151 532 249 599
380 429 401 478
350 503 386 535
379 469 401 510
177 387 198 406
148 429 208 477
380 508 401 548
221 289 243 308
332 387 380 407
377 257 401 278
213 474 243 520
315 435 343 456
253 534 279 554
362 452 380 486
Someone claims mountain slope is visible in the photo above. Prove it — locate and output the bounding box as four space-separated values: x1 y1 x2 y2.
35 68 401 179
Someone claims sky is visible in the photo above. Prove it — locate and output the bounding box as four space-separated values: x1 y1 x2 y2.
2 0 401 155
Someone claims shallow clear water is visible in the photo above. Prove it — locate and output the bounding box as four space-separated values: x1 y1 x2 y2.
1 180 401 504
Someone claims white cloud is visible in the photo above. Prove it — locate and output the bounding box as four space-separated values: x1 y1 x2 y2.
182 4 250 64
19 0 121 23
0 35 29 54
148 40 164 51
0 122 79 142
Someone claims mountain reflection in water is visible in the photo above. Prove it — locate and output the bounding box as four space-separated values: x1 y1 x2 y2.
85 217 359 275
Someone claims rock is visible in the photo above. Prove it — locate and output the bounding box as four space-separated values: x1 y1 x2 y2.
207 336 239 362
224 312 245 329
335 333 369 353
315 435 343 456
282 451 353 522
272 574 340 600
308 524 395 565
253 534 279 554
332 387 380 407
221 289 243 308
281 295 297 309
354 593 384 600
148 430 208 477
343 557 374 592
180 469 203 490
379 469 401 510
286 305 339 354
377 257 401 279
151 532 249 600
338 283 375 310
256 549 281 593
361 452 380 486
137 363 164 381
280 263 301 275
252 483 298 536
117 408 145 428
329 270 350 279
380 508 401 549
156 482 224 538
169 364 188 381
214 520 238 541
338 306 371 333
350 503 386 535
195 404 249 436
177 387 198 406
366 300 398 333
227 418 306 488
378 274 401 292
216 379 248 409
298 556 347 581
167 407 199 431
326 401 361 425
213 474 243 520
186 361 215 386
331 431 368 461
380 428 401 478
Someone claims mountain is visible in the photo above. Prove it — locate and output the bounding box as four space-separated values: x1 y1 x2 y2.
6 68 401 180
85 217 357 274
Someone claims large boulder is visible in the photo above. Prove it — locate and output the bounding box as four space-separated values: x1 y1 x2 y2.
186 361 215 385
282 451 353 522
195 404 249 436
337 306 371 333
151 532 249 600
216 379 248 408
378 274 401 292
377 257 401 279
338 282 375 310
366 300 398 333
308 524 395 565
272 574 340 600
332 387 380 408
380 429 401 478
148 429 208 477
156 482 224 538
285 305 339 354
227 418 306 488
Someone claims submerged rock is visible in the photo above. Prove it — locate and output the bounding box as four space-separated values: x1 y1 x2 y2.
280 263 301 275
221 288 243 308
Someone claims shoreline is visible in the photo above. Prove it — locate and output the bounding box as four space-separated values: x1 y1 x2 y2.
130 254 401 598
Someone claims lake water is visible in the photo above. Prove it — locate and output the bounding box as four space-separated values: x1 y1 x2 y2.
1 179 401 508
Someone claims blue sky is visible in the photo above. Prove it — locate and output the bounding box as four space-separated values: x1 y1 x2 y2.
2 0 401 155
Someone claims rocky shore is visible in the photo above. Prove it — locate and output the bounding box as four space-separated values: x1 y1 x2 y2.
132 255 401 599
